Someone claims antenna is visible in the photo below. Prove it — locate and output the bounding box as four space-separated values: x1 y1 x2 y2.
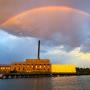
38 40 40 59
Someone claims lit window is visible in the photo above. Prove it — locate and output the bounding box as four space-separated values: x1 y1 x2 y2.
27 66 29 68
36 65 37 68
39 65 41 68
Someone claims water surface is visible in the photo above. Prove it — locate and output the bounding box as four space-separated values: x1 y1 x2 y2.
0 76 90 90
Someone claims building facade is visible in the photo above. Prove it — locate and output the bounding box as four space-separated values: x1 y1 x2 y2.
0 59 51 73
0 60 76 74
0 41 76 74
51 64 76 74
0 65 11 73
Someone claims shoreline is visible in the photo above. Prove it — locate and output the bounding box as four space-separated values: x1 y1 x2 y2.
0 73 90 79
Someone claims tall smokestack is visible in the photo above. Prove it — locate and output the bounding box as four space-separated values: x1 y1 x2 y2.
38 40 40 59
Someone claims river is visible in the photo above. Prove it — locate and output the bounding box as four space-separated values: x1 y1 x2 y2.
0 76 90 90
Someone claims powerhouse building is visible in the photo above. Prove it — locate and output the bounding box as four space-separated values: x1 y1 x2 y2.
0 59 51 73
0 59 76 74
52 64 76 74
0 40 76 74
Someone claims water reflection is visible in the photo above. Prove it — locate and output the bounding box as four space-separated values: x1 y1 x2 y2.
0 77 53 90
0 76 90 90
30 77 53 90
52 76 82 90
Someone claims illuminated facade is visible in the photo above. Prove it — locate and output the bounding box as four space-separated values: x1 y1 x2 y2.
51 64 76 73
0 41 76 74
0 65 11 73
0 60 76 74
0 59 51 73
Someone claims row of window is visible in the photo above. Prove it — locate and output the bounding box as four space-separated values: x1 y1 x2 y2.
0 67 10 70
11 66 50 71
14 64 50 66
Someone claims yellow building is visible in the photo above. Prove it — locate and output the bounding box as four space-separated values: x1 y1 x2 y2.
0 41 76 75
11 59 51 73
0 65 11 73
51 64 76 74
0 59 51 74
0 61 76 74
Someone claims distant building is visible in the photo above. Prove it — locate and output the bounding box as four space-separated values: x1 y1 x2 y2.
51 64 76 74
0 59 51 73
0 40 76 74
0 60 76 74
0 64 11 73
11 59 51 73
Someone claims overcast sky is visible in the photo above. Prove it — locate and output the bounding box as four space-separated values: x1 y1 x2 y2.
0 0 90 67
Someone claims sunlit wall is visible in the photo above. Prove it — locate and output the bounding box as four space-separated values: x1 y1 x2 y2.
51 64 76 73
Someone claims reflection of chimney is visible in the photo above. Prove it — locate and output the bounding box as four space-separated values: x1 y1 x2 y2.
38 40 40 59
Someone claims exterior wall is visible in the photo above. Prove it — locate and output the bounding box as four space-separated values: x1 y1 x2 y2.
0 65 11 73
10 59 51 73
51 64 76 73
0 61 77 74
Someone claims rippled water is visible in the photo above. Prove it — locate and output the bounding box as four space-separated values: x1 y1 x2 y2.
0 76 90 90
